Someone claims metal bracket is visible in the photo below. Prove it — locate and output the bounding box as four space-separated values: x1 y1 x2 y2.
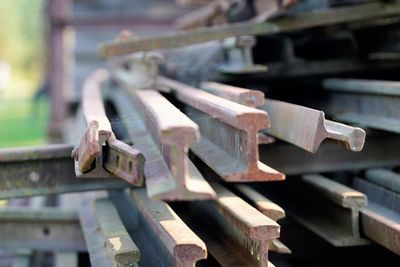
218 35 268 74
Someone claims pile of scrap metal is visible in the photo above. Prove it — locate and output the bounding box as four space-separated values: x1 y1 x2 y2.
1 0 400 266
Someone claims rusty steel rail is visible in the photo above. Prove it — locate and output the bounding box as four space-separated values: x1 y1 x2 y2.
173 183 280 266
72 69 145 185
0 207 85 252
160 76 284 182
351 174 400 255
235 185 291 254
200 81 365 153
200 81 265 108
78 192 140 266
323 78 400 134
108 189 207 266
0 144 131 199
109 86 216 200
256 175 370 246
262 99 366 153
100 1 400 58
175 0 296 30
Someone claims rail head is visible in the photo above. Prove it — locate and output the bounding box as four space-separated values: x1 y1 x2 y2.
200 81 265 108
131 189 207 265
160 76 269 130
302 174 367 208
214 184 280 240
135 90 200 145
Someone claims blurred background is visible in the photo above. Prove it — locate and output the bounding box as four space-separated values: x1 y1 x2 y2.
0 0 48 147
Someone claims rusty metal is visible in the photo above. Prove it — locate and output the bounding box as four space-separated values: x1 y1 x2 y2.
200 81 265 108
72 69 145 185
259 131 400 175
173 183 280 266
235 185 291 254
78 192 140 266
109 86 216 200
257 174 369 246
200 81 365 153
175 0 296 30
175 0 232 30
323 78 400 134
219 35 268 74
95 198 140 265
261 99 366 153
351 176 400 255
129 189 207 266
109 51 165 90
160 76 284 182
0 207 85 251
78 192 131 266
100 1 400 58
0 144 131 199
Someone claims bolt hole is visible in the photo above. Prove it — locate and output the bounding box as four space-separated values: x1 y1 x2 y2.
116 155 120 166
43 226 50 236
129 161 133 172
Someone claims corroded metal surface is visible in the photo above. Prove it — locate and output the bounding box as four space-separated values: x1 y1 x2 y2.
256 175 369 246
218 35 268 74
100 1 400 58
72 69 113 173
235 185 291 254
0 144 131 199
351 176 400 255
261 99 366 153
161 77 284 182
131 189 207 266
201 81 265 108
72 69 144 185
0 207 85 251
110 86 216 200
174 184 280 267
94 198 140 266
323 78 400 134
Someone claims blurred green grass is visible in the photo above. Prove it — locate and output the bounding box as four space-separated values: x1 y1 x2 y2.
0 98 49 147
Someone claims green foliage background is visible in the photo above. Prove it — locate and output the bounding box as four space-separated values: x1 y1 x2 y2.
0 0 48 147
0 0 45 98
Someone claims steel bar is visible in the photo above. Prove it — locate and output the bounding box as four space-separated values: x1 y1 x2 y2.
235 185 291 254
126 188 207 266
218 35 268 74
78 192 139 267
55 194 79 267
173 183 280 267
109 189 203 266
161 77 284 182
262 99 366 153
109 86 216 200
94 198 140 266
365 168 400 194
100 1 400 58
322 78 400 134
0 144 131 199
235 185 285 221
0 207 85 251
199 82 365 153
324 78 400 96
256 175 369 246
351 177 400 255
259 131 400 175
200 81 265 108
72 69 145 185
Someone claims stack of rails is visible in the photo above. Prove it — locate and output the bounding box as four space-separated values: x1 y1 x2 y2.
1 0 400 266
